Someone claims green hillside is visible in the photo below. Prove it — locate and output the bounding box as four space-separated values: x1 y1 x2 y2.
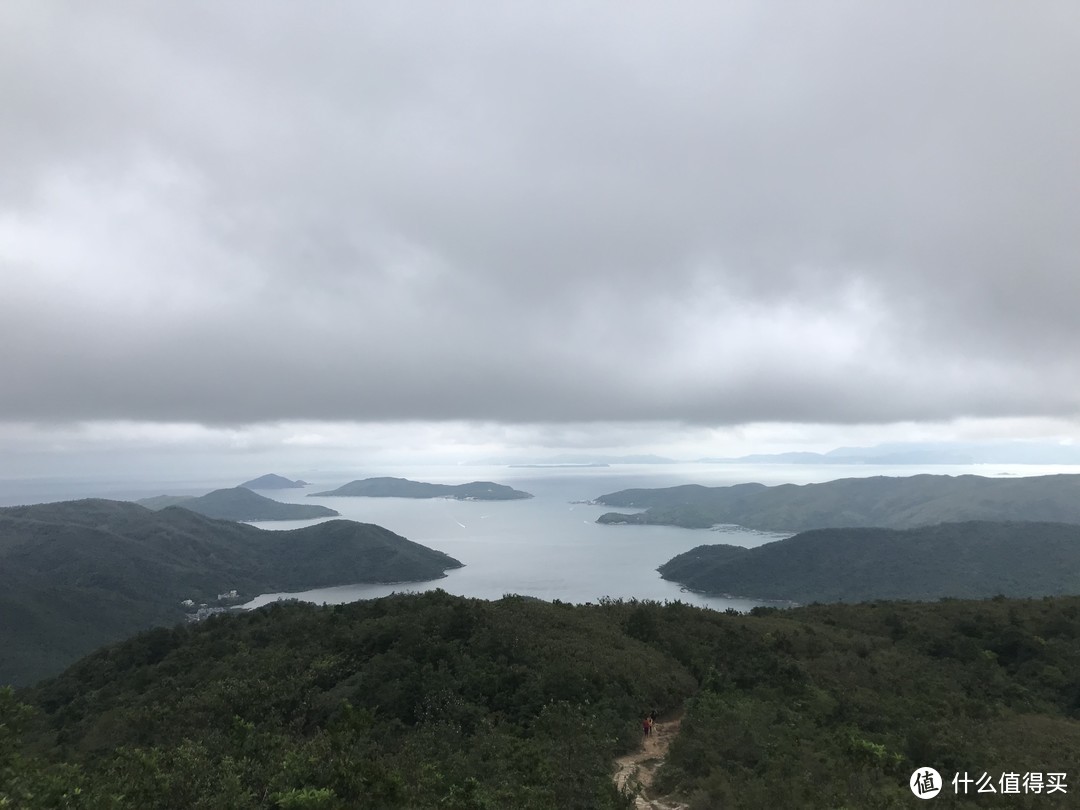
659 521 1080 603
311 477 532 500
597 473 1080 531
7 592 1080 808
0 500 461 686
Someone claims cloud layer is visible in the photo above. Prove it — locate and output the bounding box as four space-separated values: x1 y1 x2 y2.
3 2 1079 428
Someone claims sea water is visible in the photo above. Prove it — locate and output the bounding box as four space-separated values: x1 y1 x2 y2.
5 462 1076 612
237 462 1076 610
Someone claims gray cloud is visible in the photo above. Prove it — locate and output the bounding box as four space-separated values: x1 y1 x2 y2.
2 1 1079 429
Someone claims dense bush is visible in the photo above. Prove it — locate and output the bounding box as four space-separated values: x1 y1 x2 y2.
7 592 1080 808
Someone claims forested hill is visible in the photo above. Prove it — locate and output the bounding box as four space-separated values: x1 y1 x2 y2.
9 592 1080 808
659 521 1080 603
596 472 1080 531
0 500 461 686
310 477 533 500
139 486 339 521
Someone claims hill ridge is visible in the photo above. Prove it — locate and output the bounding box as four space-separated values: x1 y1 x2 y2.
0 499 461 685
658 519 1080 602
597 472 1080 531
138 487 339 521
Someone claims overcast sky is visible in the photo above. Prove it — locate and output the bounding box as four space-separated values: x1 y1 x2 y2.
2 2 1079 472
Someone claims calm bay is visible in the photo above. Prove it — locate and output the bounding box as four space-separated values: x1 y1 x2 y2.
5 462 1077 612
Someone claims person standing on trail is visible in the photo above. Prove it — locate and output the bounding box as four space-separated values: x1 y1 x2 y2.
642 716 651 737
644 715 654 737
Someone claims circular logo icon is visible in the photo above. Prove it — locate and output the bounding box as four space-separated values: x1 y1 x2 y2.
910 767 942 799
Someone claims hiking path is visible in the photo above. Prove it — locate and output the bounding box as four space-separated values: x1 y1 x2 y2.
612 714 690 810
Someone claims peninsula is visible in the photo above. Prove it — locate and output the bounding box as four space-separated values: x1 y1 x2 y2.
0 498 462 685
310 477 532 500
658 520 1080 603
596 472 1080 532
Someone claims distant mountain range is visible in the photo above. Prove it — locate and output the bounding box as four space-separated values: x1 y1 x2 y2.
239 473 309 489
137 487 339 521
508 463 611 468
700 448 972 465
596 473 1080 531
471 454 677 465
310 477 533 500
659 521 1080 603
0 499 462 685
697 441 1080 465
472 441 1080 467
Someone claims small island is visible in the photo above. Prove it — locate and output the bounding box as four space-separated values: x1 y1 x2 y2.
138 487 339 521
240 473 309 489
310 477 533 500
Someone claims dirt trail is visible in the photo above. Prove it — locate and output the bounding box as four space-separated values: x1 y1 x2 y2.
612 715 690 810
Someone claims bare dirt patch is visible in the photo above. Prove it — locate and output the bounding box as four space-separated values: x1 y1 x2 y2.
612 714 690 809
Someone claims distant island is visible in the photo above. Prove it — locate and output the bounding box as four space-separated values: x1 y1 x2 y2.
596 472 1080 532
239 473 309 489
659 521 1080 603
310 477 533 500
0 499 462 685
138 487 339 521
